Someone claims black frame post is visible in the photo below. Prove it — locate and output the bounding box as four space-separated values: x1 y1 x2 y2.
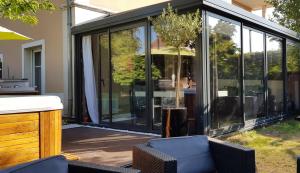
146 20 153 131
240 22 245 124
74 35 83 123
283 38 288 116
198 10 210 135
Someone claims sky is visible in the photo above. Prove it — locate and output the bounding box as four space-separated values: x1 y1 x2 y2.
208 15 281 54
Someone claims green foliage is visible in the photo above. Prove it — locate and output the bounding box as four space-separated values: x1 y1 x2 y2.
267 50 283 78
111 28 160 86
209 20 240 79
150 4 201 49
150 3 201 107
0 0 56 24
287 44 300 73
111 29 140 86
266 0 300 33
244 52 264 80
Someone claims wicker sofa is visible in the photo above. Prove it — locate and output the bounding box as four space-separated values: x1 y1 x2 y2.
133 136 255 173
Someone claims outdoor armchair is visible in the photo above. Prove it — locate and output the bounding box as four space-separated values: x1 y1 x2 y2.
0 155 140 173
133 135 255 173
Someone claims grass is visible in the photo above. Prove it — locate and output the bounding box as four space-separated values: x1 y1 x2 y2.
223 119 300 173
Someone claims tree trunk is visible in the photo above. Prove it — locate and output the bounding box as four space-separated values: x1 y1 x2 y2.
176 48 181 108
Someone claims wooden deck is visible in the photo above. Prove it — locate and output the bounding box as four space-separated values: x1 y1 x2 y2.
62 127 155 167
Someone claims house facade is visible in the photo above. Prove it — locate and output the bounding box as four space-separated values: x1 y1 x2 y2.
72 0 300 135
0 0 167 116
0 0 68 112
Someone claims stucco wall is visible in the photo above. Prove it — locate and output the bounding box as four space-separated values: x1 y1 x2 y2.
0 0 65 94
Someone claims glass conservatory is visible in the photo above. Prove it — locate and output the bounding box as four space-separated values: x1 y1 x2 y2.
72 0 300 135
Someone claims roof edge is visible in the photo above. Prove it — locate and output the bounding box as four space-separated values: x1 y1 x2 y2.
71 0 299 41
203 0 299 40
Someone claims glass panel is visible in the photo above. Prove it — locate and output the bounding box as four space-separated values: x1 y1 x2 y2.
99 33 110 122
35 67 41 92
287 42 300 115
0 55 3 79
266 36 283 116
208 15 242 129
34 52 41 92
34 52 41 66
111 26 147 127
151 26 198 133
243 28 266 120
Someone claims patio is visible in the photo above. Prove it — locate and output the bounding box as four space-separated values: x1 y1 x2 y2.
62 126 156 167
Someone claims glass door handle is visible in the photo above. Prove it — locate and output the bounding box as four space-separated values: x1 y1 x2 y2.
101 79 105 86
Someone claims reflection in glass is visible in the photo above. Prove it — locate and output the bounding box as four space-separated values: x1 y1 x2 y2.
151 26 197 133
111 26 147 127
208 15 242 129
243 29 265 120
267 36 283 116
99 33 110 122
287 42 300 115
91 34 108 123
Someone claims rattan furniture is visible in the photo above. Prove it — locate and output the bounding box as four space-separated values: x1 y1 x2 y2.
133 137 255 173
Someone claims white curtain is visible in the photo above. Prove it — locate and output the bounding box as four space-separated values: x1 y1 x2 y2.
82 35 99 124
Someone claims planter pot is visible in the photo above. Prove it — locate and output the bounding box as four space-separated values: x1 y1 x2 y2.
83 116 89 123
162 107 187 138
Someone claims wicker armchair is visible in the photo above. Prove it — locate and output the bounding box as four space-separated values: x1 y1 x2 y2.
133 138 255 173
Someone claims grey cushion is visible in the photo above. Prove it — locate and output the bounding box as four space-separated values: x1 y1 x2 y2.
0 155 68 173
148 135 216 173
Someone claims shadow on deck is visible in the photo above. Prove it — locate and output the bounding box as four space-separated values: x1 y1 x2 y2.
62 127 155 167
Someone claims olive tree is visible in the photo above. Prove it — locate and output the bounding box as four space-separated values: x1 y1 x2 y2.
150 4 201 107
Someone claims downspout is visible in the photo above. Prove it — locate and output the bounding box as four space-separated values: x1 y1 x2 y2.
66 0 74 117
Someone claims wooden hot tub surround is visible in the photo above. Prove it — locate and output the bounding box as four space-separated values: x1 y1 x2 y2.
0 96 63 168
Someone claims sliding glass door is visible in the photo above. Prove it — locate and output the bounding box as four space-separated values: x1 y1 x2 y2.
243 28 266 120
287 42 300 115
207 14 243 129
266 36 284 116
99 33 110 122
110 25 147 128
150 26 198 133
207 13 285 133
90 25 149 130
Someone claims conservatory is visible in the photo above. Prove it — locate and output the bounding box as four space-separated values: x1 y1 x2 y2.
72 0 300 135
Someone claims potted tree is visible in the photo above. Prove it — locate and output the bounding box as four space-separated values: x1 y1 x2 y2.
150 4 201 137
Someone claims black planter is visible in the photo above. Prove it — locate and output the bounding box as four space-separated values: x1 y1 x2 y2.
161 107 188 138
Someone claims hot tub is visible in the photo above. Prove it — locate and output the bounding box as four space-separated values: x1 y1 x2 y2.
0 96 63 168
